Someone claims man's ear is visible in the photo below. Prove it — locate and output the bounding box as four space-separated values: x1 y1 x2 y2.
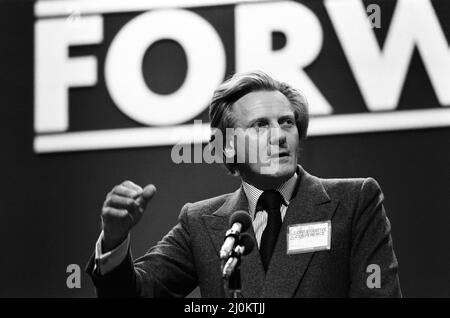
223 139 240 177
224 139 235 158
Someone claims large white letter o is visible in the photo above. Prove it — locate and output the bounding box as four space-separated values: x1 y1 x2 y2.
105 9 226 126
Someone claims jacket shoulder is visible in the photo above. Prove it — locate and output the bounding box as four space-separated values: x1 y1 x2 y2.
182 192 233 218
319 176 380 189
318 176 382 202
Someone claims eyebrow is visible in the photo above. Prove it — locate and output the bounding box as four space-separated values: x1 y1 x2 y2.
247 117 268 126
278 114 295 122
246 114 295 126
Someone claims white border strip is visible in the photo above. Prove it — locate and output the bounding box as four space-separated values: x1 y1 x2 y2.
308 108 450 136
35 0 269 18
34 108 450 153
34 123 212 153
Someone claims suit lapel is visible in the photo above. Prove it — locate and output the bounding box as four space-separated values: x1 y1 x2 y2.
239 223 266 298
200 166 339 298
261 166 339 297
201 188 266 298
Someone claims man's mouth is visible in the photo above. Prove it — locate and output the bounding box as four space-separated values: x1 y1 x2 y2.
270 151 290 158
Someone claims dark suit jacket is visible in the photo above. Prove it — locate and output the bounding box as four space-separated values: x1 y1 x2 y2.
86 165 401 297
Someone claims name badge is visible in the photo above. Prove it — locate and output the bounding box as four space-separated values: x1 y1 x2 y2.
287 221 331 254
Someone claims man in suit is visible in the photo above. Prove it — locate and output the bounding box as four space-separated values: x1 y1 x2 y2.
86 71 401 297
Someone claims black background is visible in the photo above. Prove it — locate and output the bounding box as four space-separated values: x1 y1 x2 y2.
1 0 449 297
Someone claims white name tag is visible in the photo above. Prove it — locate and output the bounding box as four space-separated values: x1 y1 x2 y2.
287 221 331 254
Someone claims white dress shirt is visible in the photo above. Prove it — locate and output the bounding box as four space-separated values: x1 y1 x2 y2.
241 172 298 247
95 173 298 274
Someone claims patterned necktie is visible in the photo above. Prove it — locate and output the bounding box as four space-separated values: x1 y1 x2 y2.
258 190 283 272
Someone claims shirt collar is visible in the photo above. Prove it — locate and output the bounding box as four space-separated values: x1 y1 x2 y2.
241 172 298 219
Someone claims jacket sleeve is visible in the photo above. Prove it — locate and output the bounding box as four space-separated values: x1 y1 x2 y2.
349 178 402 297
85 203 198 298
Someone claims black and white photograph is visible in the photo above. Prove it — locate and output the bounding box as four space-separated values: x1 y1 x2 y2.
1 0 449 301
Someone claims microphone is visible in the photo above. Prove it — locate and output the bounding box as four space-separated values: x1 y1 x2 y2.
222 233 255 278
238 232 255 256
220 211 252 260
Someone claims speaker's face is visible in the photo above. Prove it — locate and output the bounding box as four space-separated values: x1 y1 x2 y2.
229 90 299 188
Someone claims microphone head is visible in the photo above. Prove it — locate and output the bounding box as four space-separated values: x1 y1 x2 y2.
229 210 252 231
239 233 255 256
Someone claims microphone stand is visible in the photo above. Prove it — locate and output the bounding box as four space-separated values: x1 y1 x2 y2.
228 266 242 298
222 246 243 298
220 215 254 299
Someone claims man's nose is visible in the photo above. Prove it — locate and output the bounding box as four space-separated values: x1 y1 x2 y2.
268 125 287 147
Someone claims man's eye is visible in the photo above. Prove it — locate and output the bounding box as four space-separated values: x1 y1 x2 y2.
253 121 268 128
281 118 295 126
